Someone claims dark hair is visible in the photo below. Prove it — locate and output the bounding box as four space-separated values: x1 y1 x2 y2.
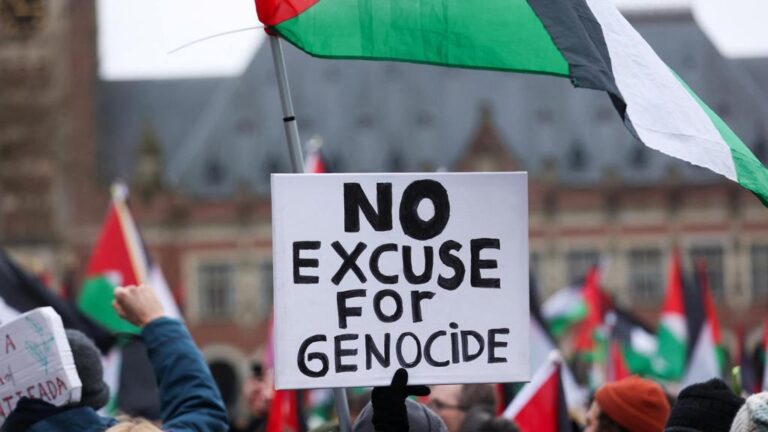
598 412 629 432
250 362 263 379
458 384 497 413
460 407 519 432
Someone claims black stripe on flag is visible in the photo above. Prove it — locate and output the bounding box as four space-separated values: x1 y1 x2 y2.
0 249 115 352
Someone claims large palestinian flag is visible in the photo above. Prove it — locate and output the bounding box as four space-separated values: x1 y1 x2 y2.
256 0 768 204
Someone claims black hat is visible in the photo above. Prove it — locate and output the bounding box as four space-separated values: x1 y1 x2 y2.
665 378 744 432
66 330 110 410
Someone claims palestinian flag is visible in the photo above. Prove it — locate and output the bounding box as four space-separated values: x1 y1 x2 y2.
573 267 606 359
542 283 587 339
256 0 768 204
681 262 723 387
503 353 569 432
529 277 586 416
605 308 658 380
654 250 687 381
0 250 113 352
78 185 181 334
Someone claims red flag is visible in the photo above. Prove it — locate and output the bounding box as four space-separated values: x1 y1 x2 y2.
266 390 301 432
504 355 569 432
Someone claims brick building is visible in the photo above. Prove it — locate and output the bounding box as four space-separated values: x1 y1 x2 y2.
2 1 768 411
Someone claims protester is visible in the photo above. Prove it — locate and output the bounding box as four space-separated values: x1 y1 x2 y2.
585 376 670 432
1 284 229 431
428 384 497 432
353 368 446 432
231 363 271 432
665 378 744 432
730 392 768 431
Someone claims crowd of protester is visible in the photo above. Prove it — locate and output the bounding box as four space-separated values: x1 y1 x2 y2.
3 282 768 431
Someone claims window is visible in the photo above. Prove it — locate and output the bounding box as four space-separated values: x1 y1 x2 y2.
751 245 768 302
198 262 236 320
566 249 599 284
568 141 587 172
690 246 725 301
628 248 663 304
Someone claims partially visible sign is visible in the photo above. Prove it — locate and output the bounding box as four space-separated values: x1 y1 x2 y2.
0 307 82 423
272 173 530 389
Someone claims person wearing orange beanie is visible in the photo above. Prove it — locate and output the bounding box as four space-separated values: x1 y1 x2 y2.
585 376 671 432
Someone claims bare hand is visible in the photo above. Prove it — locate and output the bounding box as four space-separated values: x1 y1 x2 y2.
113 284 166 328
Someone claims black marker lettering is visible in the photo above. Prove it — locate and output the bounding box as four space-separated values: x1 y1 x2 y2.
470 238 501 288
293 241 320 284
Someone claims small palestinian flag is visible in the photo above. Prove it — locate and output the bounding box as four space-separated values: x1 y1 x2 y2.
605 309 658 380
655 250 687 381
78 185 180 334
542 282 587 339
256 0 768 205
503 352 569 432
681 261 723 387
266 389 306 432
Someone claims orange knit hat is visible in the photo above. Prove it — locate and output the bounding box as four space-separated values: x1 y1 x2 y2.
595 376 670 432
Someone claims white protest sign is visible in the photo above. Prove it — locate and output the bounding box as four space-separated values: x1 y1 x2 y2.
0 307 82 422
271 173 529 389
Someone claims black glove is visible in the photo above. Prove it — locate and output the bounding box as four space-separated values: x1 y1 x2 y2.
371 368 431 432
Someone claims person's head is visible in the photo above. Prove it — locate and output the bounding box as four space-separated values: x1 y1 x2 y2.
242 362 270 415
460 407 519 432
585 376 670 432
106 417 161 432
730 392 768 431
354 399 448 432
66 330 110 410
428 384 497 432
665 378 745 432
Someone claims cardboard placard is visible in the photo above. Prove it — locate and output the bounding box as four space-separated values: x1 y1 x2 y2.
271 173 529 389
0 307 82 422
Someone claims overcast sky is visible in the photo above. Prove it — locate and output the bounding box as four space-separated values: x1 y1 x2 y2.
97 0 768 80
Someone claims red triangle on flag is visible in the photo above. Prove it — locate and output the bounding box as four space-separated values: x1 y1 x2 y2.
86 204 142 286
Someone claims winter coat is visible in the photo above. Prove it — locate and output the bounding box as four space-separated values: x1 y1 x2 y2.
2 317 229 432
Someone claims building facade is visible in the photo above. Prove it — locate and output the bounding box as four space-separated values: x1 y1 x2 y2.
3 2 768 410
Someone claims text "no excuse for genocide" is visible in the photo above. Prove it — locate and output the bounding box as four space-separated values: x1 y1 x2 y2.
291 179 511 378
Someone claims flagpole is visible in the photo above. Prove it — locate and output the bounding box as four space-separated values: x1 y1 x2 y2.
268 34 353 432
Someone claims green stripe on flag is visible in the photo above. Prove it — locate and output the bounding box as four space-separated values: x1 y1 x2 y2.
548 302 587 338
675 74 768 205
78 276 140 335
275 0 570 77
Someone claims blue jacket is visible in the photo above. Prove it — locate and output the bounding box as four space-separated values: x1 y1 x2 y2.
3 318 229 432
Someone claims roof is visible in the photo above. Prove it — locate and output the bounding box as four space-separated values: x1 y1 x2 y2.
738 57 768 97
97 11 768 198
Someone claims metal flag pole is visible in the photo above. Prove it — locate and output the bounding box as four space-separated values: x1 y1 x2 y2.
268 34 353 432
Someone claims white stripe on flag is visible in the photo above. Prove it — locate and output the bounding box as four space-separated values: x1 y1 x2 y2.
682 323 720 387
530 318 586 413
586 0 738 181
148 266 181 320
